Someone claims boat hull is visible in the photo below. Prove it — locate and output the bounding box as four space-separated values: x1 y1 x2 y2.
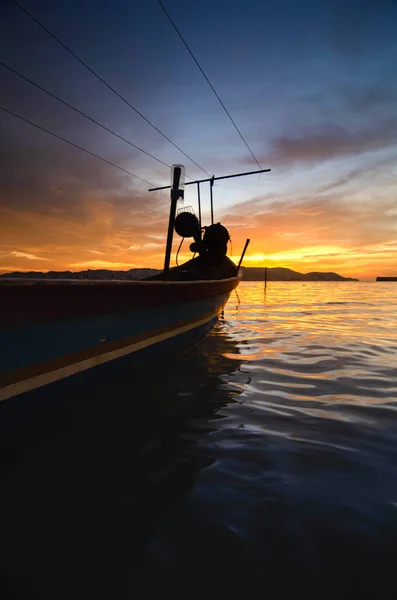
0 310 221 434
0 277 239 405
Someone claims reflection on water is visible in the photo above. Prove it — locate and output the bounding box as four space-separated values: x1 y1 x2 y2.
2 282 397 597
1 332 244 598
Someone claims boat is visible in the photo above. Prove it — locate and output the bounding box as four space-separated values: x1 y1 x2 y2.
376 277 397 281
0 165 270 406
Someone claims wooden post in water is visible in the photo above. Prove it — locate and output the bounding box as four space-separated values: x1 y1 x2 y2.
264 266 268 289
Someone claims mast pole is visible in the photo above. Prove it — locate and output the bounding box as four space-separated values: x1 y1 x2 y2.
197 181 202 231
210 175 214 225
163 165 184 277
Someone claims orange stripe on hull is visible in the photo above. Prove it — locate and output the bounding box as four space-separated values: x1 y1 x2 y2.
0 308 221 402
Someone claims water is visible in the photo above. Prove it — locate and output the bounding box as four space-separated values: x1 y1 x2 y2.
2 282 397 598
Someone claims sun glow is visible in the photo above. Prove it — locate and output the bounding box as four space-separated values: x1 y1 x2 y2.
267 245 347 262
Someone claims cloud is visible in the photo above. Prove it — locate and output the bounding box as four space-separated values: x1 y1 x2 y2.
0 116 166 217
349 87 397 114
220 185 397 280
312 153 397 197
0 120 172 271
258 120 397 168
227 150 397 218
127 242 163 250
8 251 49 260
0 266 36 272
2 50 396 281
69 260 133 269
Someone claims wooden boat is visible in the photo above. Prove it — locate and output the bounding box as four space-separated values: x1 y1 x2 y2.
0 165 269 404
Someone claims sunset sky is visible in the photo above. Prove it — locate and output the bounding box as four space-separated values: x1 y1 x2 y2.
1 0 396 280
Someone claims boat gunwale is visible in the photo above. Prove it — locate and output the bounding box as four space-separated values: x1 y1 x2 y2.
0 274 241 287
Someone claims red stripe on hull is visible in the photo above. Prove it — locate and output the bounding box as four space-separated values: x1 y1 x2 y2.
1 276 240 327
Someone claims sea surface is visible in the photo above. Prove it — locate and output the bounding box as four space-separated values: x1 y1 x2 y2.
1 282 397 598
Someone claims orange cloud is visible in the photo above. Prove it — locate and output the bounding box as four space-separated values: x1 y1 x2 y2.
8 251 49 260
1 125 396 281
70 260 135 269
2 187 397 280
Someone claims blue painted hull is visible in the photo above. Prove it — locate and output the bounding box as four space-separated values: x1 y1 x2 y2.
0 312 219 433
0 276 238 418
1 291 229 374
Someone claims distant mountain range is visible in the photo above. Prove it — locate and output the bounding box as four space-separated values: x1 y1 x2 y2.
242 267 358 281
0 266 358 281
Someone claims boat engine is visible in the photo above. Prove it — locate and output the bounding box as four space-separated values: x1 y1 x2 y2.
201 223 230 260
174 211 230 264
190 223 230 263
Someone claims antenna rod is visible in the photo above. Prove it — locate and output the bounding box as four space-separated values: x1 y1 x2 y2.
148 168 271 191
237 239 250 272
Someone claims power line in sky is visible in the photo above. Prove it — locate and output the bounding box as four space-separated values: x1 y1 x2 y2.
0 105 156 187
156 0 262 170
1 61 172 171
10 0 211 177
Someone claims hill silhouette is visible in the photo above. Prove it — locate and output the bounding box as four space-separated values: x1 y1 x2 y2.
0 266 358 281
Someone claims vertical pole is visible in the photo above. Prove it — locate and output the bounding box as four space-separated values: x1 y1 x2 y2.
197 181 202 230
210 175 214 225
264 266 267 289
237 238 250 271
163 166 181 277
